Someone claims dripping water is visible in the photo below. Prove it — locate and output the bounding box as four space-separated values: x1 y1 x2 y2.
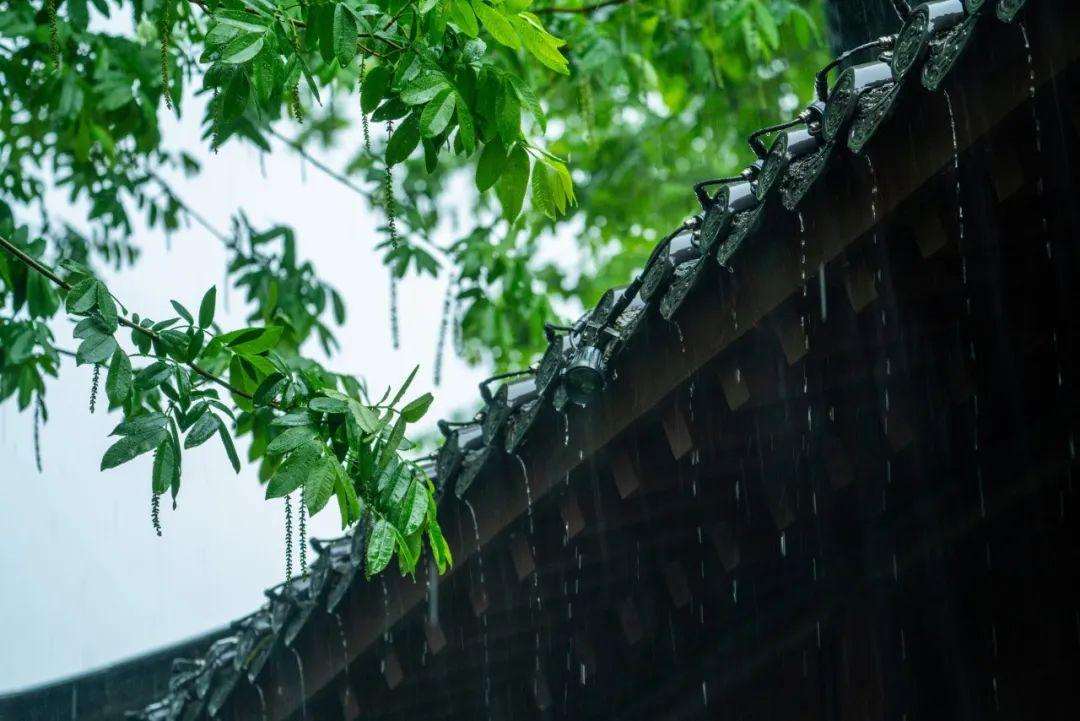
563 413 570 447
249 679 268 721
464 500 491 707
1020 23 1066 407
674 321 686 354
290 647 307 720
333 613 350 705
516 454 534 535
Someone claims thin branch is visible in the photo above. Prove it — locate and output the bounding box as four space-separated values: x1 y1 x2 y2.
533 0 629 14
267 127 368 196
383 1 415 31
265 127 449 268
0 233 256 401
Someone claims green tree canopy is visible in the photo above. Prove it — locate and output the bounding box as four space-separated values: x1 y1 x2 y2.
0 0 827 578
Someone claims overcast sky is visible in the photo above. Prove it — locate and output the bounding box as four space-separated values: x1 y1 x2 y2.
0 91 492 693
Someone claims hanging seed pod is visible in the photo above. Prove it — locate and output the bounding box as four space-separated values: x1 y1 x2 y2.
47 0 60 70
284 495 294 586
434 281 454 385
159 0 173 110
89 363 101 413
33 397 43 473
360 56 372 153
151 492 163 537
389 271 400 350
384 120 399 250
579 74 596 145
299 488 308 575
290 84 304 124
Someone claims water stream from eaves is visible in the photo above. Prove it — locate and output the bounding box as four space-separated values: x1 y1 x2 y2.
946 86 999 707
333 612 350 706
515 453 544 680
249 678 268 721
463 499 491 709
290 647 307 720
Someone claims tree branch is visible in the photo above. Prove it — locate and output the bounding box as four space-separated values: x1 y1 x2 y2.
264 128 451 269
532 0 629 14
0 233 256 401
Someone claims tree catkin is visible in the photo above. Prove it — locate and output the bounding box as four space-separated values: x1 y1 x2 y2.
160 0 173 110
290 84 304 124
360 56 371 153
46 0 60 70
89 364 101 413
284 494 294 586
299 487 308 575
33 397 43 473
434 281 454 386
151 492 163 537
385 119 401 349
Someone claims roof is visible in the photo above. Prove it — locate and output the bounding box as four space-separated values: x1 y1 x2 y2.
2 0 1073 718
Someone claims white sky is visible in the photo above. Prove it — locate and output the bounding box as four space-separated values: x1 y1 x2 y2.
0 92 492 693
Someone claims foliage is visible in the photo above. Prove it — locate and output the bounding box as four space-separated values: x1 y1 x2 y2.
0 206 448 578
0 0 828 575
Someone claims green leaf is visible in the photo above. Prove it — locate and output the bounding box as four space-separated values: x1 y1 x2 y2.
475 139 507 191
361 65 392 114
455 93 476 155
111 413 168 437
496 84 521 144
105 347 132 405
169 300 193 325
512 15 569 74
495 144 529 221
386 112 421 165
184 411 218 449
531 159 557 219
96 283 117 333
220 33 265 64
420 88 456 138
332 4 358 66
152 437 179 495
253 372 287 406
198 286 217 328
101 427 167 470
135 361 172 390
220 71 251 123
213 10 269 34
272 410 318 427
503 75 544 132
390 365 419 407
401 392 433 422
449 0 479 36
266 425 318 455
214 416 241 473
265 440 322 498
427 518 452 572
76 333 117 366
224 326 283 354
378 416 408 472
65 278 97 315
401 74 450 105
309 396 349 414
399 479 429 536
366 516 397 576
334 472 361 528
304 456 338 515
474 1 520 49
